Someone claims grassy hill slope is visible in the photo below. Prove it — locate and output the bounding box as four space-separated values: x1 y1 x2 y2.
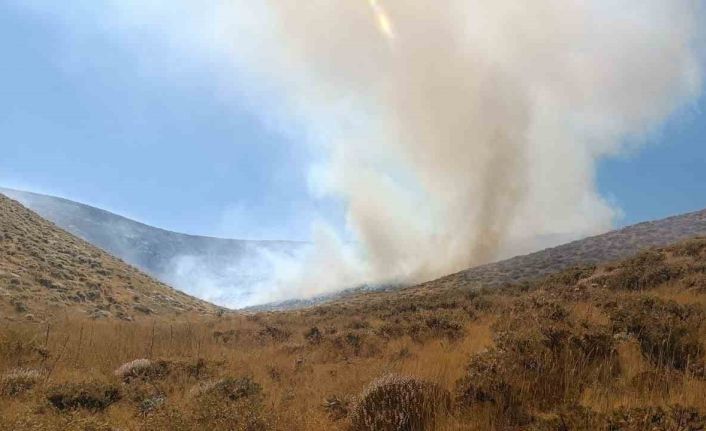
1 235 705 430
458 207 706 287
0 187 303 307
252 208 706 311
0 194 220 321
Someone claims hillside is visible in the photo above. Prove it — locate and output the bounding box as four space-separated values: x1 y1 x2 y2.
0 194 220 321
251 207 706 310
0 188 302 307
457 207 706 287
2 234 705 429
5 187 706 310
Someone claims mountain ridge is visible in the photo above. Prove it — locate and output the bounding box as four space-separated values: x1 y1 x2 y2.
250 206 706 310
456 206 706 287
4 187 706 310
0 187 303 307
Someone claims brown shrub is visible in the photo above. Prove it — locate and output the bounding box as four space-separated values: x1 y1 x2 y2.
530 405 706 430
350 374 450 431
46 380 120 411
528 405 603 430
137 394 166 416
115 357 215 383
607 405 706 431
114 358 168 382
456 299 618 422
148 376 268 431
305 326 323 344
609 297 704 371
322 394 353 421
545 266 597 287
189 376 262 401
424 315 464 340
455 351 512 405
630 370 679 395
330 331 381 357
143 398 269 431
673 238 706 258
455 351 529 426
603 250 680 291
0 368 42 396
257 325 290 343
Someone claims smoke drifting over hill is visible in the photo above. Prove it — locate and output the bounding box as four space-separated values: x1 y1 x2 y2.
12 0 705 304
241 0 704 299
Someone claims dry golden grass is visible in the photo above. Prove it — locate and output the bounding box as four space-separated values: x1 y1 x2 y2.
2 226 706 429
0 193 218 320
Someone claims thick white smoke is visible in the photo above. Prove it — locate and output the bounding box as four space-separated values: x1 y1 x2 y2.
12 0 705 305
241 0 704 300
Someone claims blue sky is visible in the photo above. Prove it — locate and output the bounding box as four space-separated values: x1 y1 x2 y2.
0 1 338 241
1 1 705 241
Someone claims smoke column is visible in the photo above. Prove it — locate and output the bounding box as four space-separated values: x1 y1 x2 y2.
12 0 704 304
240 0 703 300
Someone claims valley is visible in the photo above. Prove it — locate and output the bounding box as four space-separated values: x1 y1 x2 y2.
1 195 706 430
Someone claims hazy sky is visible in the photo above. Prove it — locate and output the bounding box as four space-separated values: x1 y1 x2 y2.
1 0 705 242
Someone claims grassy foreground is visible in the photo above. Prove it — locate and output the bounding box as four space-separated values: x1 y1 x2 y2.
2 239 706 430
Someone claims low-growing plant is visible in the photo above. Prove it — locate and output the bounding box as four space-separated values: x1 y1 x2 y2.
350 374 450 431
114 358 166 382
46 380 120 411
609 297 704 371
0 368 42 396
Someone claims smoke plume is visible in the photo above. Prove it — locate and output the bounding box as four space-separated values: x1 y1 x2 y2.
12 0 705 304
241 0 704 299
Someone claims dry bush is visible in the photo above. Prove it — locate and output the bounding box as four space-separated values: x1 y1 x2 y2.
350 374 450 431
609 297 704 372
544 265 597 287
529 405 706 431
189 376 262 401
257 325 291 343
606 405 706 431
455 296 619 426
137 393 166 416
114 358 167 382
602 250 680 291
146 376 268 431
0 413 115 431
0 368 42 396
123 381 165 411
0 328 50 367
304 327 323 344
46 380 120 411
673 238 706 258
630 369 680 396
455 350 522 421
528 405 603 430
322 394 354 421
